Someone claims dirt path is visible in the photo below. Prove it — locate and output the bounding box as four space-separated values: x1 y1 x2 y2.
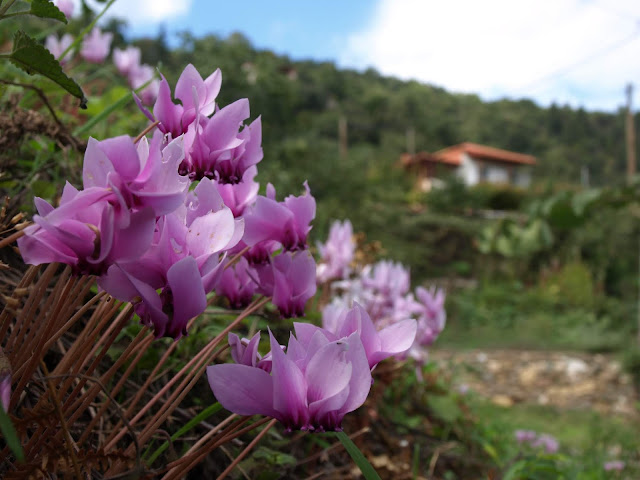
431 349 637 415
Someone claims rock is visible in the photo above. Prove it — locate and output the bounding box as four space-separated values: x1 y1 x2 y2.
564 358 589 381
519 363 544 386
491 394 514 407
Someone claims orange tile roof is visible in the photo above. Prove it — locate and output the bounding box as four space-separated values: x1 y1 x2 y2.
434 142 537 166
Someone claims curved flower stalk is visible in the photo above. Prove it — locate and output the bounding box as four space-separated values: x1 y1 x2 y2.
316 219 354 283
208 329 372 432
80 28 113 63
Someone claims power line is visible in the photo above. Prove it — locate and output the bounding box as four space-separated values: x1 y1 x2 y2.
514 29 640 94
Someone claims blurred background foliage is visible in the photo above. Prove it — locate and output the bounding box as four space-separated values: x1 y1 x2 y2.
2 10 640 477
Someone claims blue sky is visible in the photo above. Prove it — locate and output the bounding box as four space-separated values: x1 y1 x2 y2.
125 0 375 63
86 0 640 112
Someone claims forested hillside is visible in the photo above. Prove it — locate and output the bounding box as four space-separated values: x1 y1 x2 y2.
138 30 631 189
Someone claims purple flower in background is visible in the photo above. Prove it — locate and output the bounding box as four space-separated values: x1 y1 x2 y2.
532 434 559 454
256 250 317 318
243 182 315 252
515 429 537 443
415 287 446 333
604 461 625 472
208 328 372 432
316 219 355 283
45 34 73 64
55 0 73 18
136 64 222 139
80 28 112 63
361 261 411 299
312 302 416 369
113 46 141 76
129 64 159 105
215 256 258 309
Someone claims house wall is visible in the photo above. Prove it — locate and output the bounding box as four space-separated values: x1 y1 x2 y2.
456 153 532 187
456 153 479 185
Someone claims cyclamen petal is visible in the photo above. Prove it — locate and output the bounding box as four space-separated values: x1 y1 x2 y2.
208 327 372 431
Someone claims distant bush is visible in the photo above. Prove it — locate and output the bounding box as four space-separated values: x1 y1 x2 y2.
426 178 530 213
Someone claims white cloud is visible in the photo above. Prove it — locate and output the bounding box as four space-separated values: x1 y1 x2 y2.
84 0 193 24
339 0 640 111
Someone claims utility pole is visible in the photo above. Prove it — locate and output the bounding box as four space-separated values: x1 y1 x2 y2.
338 116 348 159
406 127 416 156
625 83 636 182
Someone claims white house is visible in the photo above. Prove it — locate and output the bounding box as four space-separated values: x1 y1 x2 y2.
401 142 536 190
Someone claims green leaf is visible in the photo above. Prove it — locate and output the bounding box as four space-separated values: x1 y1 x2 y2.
145 402 222 465
8 31 86 108
335 431 382 480
0 407 24 462
29 0 67 23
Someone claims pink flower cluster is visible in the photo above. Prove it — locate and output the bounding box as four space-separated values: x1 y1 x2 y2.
43 28 159 105
208 302 416 431
317 222 447 371
514 430 559 454
113 46 160 105
19 65 317 338
45 27 113 66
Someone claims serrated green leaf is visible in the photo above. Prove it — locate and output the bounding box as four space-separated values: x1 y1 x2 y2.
9 31 86 108
30 0 67 23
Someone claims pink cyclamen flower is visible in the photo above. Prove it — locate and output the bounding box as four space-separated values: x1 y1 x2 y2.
228 332 274 372
80 28 113 63
128 64 159 105
531 434 559 454
208 329 372 432
243 182 315 252
604 461 625 472
18 183 155 276
316 219 355 283
82 133 188 218
361 260 411 299
312 302 416 369
55 0 73 18
255 250 317 318
181 100 263 183
515 429 537 443
45 34 73 64
99 179 243 339
214 166 259 217
215 256 258 309
136 64 222 139
113 46 141 77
